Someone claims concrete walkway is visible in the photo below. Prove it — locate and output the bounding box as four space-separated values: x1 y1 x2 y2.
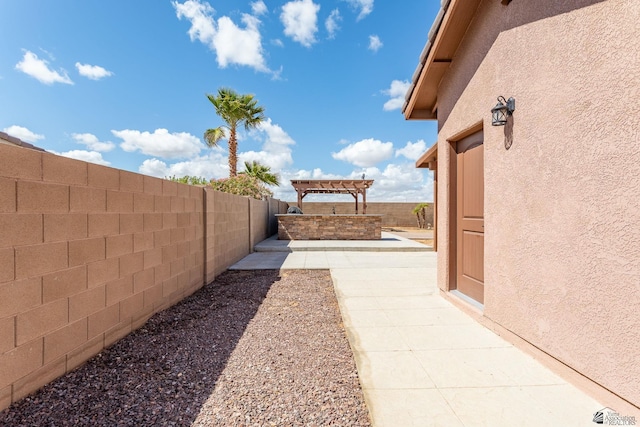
230 232 603 426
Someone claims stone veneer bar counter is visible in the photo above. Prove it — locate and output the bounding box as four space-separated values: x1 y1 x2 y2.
276 214 382 240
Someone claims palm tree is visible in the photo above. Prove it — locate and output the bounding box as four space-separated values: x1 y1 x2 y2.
412 202 430 229
239 160 280 186
204 88 265 177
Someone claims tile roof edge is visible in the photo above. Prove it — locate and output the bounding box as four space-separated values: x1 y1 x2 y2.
0 131 46 151
401 1 450 115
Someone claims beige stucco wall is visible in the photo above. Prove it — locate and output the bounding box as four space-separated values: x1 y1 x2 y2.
434 0 640 408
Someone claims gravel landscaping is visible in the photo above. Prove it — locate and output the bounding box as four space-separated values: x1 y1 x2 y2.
0 270 371 426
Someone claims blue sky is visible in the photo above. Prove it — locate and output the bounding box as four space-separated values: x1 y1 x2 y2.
0 0 438 202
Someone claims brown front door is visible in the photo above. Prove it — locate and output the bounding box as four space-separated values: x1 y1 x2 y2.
456 132 484 304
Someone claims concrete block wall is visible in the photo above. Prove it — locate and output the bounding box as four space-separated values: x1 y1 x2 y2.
0 143 285 410
289 202 433 227
207 190 250 278
249 198 269 251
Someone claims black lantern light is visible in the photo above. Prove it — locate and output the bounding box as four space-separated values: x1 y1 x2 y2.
491 96 515 126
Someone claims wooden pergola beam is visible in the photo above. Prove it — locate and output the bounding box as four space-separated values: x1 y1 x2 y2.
290 179 374 214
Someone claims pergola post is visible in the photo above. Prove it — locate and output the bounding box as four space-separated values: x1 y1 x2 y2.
362 189 367 214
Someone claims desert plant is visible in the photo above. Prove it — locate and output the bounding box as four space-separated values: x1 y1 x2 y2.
239 160 280 186
204 88 266 177
412 202 430 229
167 175 210 186
209 174 273 200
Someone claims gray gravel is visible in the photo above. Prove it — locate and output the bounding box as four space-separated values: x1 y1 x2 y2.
0 270 371 426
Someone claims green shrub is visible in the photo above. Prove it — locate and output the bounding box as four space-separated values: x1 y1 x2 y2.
167 175 210 186
209 174 273 200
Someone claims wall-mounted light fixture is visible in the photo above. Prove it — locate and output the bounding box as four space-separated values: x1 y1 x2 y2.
491 96 515 126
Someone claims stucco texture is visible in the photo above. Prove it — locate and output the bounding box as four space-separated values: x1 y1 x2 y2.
434 0 640 408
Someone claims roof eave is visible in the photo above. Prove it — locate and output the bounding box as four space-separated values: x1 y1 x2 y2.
403 0 482 121
416 142 438 169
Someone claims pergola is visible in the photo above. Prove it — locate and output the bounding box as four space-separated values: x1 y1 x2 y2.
291 179 374 214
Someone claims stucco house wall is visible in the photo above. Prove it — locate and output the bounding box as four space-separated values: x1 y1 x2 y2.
412 0 639 412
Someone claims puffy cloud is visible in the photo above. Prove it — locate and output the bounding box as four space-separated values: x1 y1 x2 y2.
271 163 433 202
271 167 342 201
51 150 110 166
241 118 296 171
395 140 427 161
239 151 292 172
257 118 295 152
382 79 410 111
139 158 169 177
139 150 228 180
280 0 320 47
325 9 342 39
215 14 268 70
173 0 216 44
368 35 382 52
15 50 73 85
2 125 44 143
344 0 373 21
139 118 297 181
369 164 433 201
173 0 269 73
75 62 113 80
332 138 393 167
113 128 204 159
71 133 115 152
251 0 268 16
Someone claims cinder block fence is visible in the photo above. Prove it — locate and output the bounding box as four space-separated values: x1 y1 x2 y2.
0 143 288 410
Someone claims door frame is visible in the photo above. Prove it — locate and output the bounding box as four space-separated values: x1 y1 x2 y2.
447 121 484 304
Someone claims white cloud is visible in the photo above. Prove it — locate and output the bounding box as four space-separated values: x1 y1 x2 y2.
2 125 44 143
137 119 298 181
358 163 433 201
344 0 373 21
173 0 269 73
395 140 427 161
173 0 216 44
241 118 296 171
139 150 228 180
382 79 411 111
332 138 394 167
280 0 320 48
15 50 73 85
113 128 204 159
51 150 110 166
271 38 284 47
251 0 268 16
368 35 382 52
71 133 115 152
272 167 342 201
257 118 296 152
271 163 433 202
215 14 268 71
325 9 342 39
75 62 113 80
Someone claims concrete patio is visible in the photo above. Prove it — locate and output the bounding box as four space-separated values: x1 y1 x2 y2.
230 232 603 426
